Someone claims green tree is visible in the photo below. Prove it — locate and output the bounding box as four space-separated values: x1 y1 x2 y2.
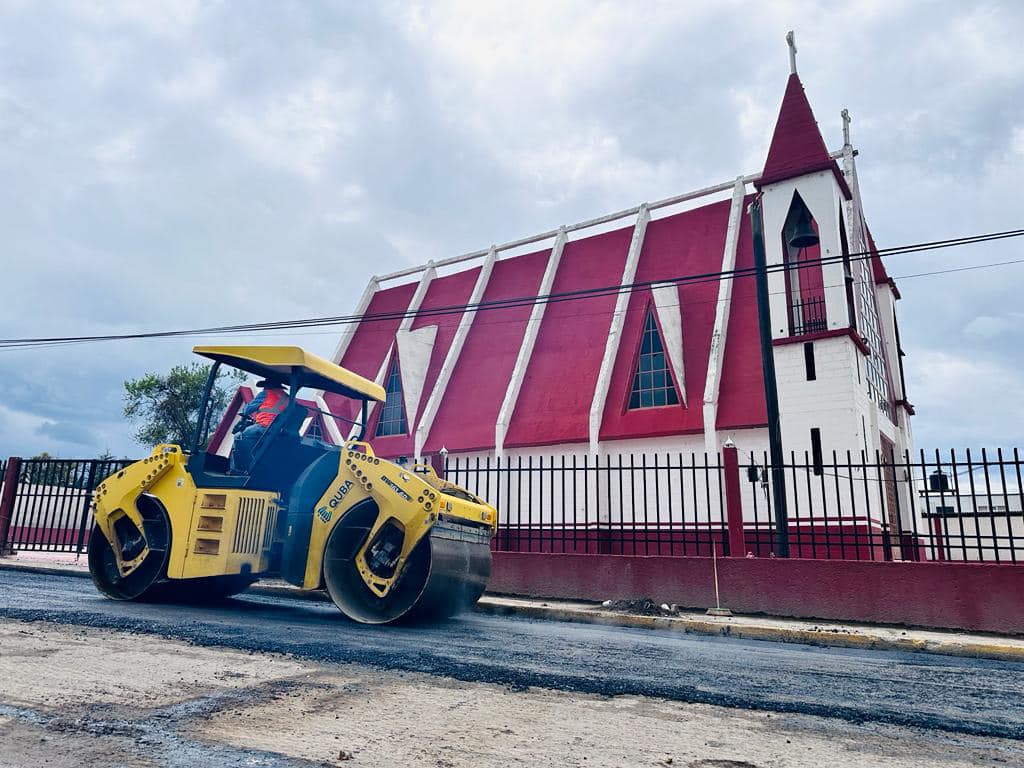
123 362 244 449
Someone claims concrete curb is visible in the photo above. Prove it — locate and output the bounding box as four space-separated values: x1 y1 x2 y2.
1 562 92 580
3 559 1023 663
475 600 1024 663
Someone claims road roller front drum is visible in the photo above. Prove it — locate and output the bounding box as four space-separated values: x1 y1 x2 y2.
88 495 171 601
323 501 492 624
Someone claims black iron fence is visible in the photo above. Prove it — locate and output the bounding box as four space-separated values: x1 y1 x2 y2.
445 453 727 556
1 448 1021 563
0 457 135 554
791 296 827 335
912 447 1023 564
447 447 1024 563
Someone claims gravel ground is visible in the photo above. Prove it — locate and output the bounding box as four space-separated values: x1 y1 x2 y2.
2 619 1022 768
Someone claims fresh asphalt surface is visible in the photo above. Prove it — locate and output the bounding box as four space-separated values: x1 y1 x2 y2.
2 569 1022 740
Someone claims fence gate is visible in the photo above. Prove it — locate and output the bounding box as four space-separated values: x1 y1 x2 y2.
0 458 134 555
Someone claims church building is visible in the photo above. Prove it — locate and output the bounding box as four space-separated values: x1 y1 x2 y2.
211 38 915 544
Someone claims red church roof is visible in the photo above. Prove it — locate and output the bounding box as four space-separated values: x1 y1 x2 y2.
504 227 634 448
424 249 548 453
596 199 765 442
759 73 835 186
321 198 769 456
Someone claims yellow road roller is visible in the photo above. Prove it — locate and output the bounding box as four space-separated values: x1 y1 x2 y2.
88 345 497 623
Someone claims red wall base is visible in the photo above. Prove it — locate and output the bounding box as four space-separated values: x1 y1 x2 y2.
490 552 1024 634
8 526 80 548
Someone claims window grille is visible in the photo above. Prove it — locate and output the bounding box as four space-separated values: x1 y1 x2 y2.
856 258 893 420
305 415 323 441
376 358 408 437
628 310 680 409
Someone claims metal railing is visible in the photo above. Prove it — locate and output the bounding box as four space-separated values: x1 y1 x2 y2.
447 448 1024 563
446 453 729 556
0 457 135 554
1 448 1020 563
791 296 828 335
913 448 1023 563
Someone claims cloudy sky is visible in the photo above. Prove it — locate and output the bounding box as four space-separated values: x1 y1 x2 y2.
0 0 1021 458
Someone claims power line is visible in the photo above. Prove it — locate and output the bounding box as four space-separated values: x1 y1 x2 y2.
4 230 1021 351
1 227 1021 350
4 254 1020 354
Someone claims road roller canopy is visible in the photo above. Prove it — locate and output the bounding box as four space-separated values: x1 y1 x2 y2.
193 345 386 402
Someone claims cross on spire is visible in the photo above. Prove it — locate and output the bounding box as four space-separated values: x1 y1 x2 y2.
841 108 852 146
786 30 797 74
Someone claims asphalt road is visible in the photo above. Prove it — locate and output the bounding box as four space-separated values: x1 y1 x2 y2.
2 569 1023 740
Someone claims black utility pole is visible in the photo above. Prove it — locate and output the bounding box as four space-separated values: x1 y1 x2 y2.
749 196 790 557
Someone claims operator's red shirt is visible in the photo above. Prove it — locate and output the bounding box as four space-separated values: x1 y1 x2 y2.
252 388 288 427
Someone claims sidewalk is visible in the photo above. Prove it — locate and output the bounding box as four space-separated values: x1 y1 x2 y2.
3 553 1023 663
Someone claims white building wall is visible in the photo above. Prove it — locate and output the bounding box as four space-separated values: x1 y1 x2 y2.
771 336 893 534
744 163 917 551
442 430 776 533
760 170 853 339
922 491 1024 562
446 434 716 530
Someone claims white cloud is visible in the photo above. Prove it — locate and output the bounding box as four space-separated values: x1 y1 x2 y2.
731 87 776 172
393 1 717 204
159 57 224 103
906 350 1024 447
92 129 141 165
321 183 369 225
218 77 366 180
963 314 1024 340
499 128 685 207
71 0 204 38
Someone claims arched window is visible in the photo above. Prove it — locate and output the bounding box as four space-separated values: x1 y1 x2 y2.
376 357 408 437
628 308 680 409
782 192 826 336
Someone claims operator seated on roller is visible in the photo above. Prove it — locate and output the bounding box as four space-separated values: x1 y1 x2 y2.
230 380 290 473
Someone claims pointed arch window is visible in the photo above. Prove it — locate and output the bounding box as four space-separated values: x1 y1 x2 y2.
376 357 407 437
782 192 826 336
305 413 324 441
628 309 680 409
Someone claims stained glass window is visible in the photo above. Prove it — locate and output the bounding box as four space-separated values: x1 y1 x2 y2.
628 309 680 409
376 357 407 437
305 414 323 441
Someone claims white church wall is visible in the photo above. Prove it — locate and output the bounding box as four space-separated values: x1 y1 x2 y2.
443 429 777 531
446 434 726 531
772 335 899 544
759 170 851 339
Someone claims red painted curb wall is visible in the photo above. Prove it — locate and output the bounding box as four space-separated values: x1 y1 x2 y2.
490 552 1024 635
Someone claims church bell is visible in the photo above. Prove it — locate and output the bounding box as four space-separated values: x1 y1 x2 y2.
787 206 820 249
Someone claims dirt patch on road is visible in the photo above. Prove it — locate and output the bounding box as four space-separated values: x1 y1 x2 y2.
1 620 1021 767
